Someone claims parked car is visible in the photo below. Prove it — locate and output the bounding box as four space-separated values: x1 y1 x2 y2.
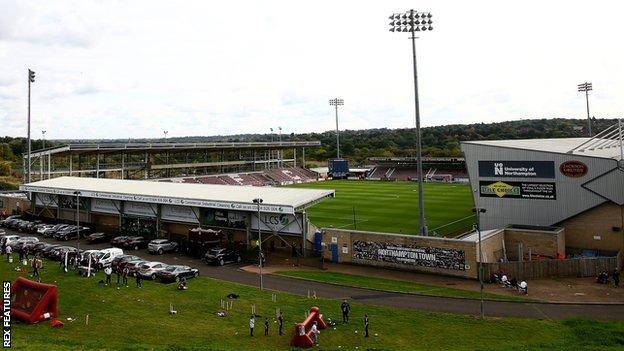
12 237 39 253
24 220 43 233
156 265 199 283
86 232 108 244
0 215 21 227
124 260 149 277
44 224 71 238
1 235 21 248
55 226 91 241
111 254 141 272
138 262 170 280
123 236 148 251
111 236 131 247
93 248 124 269
53 225 76 240
23 241 46 254
202 247 241 266
40 244 62 258
49 246 78 262
147 239 179 255
36 224 56 236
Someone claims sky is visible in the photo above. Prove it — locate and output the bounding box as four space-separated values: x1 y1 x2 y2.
0 0 622 140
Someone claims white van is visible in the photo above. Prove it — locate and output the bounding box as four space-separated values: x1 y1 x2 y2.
95 248 124 269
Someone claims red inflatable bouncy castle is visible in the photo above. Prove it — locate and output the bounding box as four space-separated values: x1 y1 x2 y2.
11 277 58 324
290 307 327 348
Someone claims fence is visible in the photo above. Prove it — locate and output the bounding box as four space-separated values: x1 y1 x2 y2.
483 251 621 280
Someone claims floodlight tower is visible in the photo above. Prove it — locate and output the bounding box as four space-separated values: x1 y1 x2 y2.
389 10 433 236
329 98 344 159
27 69 36 183
578 82 593 136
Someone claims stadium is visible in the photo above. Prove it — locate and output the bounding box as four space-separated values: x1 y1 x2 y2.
462 124 624 256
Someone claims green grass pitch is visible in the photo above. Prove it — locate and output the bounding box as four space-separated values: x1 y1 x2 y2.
289 180 475 236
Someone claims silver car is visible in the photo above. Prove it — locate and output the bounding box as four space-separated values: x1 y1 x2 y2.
147 239 179 255
138 262 170 280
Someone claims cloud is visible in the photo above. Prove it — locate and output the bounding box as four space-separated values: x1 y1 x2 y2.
0 0 623 140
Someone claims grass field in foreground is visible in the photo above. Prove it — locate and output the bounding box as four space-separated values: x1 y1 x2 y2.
276 271 530 302
4 260 624 351
289 180 474 236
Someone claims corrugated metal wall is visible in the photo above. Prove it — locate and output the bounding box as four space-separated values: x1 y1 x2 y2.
461 142 618 230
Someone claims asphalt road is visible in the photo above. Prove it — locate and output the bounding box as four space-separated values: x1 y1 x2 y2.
6 229 624 321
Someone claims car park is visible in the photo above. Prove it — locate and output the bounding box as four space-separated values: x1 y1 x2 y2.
138 262 170 280
147 239 179 255
202 247 241 266
123 236 148 251
54 226 91 241
86 232 108 244
111 236 131 247
155 265 199 283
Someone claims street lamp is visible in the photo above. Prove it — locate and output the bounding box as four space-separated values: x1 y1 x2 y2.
389 10 433 236
278 127 282 167
329 98 344 159
472 207 486 319
42 130 47 149
27 69 36 183
578 82 593 137
74 190 82 268
253 198 264 290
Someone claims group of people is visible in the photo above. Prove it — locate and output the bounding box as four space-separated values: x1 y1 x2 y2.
596 268 620 287
103 265 142 288
246 300 370 345
249 311 285 337
493 271 528 294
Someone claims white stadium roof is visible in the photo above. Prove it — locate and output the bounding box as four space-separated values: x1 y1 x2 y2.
20 177 334 214
464 137 624 160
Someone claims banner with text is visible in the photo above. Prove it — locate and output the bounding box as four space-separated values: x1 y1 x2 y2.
478 161 555 178
352 240 466 271
91 199 120 214
479 181 556 200
161 205 199 224
251 213 303 234
123 201 157 218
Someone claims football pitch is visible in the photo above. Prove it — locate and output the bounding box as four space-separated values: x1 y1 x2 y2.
289 180 475 236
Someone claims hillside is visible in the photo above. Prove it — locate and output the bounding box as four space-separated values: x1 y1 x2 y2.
1 118 613 178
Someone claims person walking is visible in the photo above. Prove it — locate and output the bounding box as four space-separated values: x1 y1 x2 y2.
364 314 369 338
613 268 620 288
122 267 129 286
310 321 319 345
135 272 142 288
249 315 255 337
1 240 6 255
341 299 350 323
104 266 112 285
264 318 269 336
5 245 12 262
278 311 284 336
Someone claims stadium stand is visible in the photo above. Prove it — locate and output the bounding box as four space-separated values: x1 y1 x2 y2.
172 166 318 187
366 157 468 182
